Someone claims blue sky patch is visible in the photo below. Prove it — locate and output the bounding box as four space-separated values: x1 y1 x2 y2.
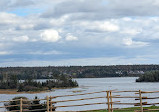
8 8 44 16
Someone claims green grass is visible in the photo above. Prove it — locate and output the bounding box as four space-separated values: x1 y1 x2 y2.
86 106 159 112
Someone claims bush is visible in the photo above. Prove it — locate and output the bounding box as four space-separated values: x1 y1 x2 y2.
5 97 30 111
4 96 55 112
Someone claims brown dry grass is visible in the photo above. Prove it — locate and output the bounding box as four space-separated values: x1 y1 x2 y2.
0 89 48 94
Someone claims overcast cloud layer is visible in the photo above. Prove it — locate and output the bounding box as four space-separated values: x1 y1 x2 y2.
0 0 159 66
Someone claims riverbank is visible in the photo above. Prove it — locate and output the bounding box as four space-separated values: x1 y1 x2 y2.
0 89 51 94
0 86 80 94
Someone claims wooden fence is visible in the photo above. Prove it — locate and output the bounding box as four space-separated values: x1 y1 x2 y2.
1 90 159 112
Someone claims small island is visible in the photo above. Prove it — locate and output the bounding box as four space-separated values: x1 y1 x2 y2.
136 71 159 82
0 74 78 93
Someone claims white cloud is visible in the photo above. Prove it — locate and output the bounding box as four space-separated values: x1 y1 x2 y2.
0 51 12 55
123 38 133 46
65 33 78 41
41 29 61 42
19 24 34 30
50 15 69 26
0 37 6 41
120 29 142 35
98 21 119 32
122 17 132 21
0 12 19 24
13 35 29 42
29 50 63 55
123 38 149 48
80 21 119 32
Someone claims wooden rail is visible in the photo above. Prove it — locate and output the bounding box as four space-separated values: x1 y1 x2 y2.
1 90 159 112
50 90 107 98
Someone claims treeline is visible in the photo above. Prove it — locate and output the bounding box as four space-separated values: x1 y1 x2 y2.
136 71 159 82
0 65 159 79
0 74 78 92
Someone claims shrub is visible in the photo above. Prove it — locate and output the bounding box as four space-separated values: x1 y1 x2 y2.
5 97 30 111
4 96 55 111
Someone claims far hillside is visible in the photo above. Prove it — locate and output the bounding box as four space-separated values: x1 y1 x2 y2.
0 65 159 79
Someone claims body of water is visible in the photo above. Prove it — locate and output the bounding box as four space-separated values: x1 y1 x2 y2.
1 77 159 111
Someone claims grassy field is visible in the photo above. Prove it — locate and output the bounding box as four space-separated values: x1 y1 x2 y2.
86 106 159 112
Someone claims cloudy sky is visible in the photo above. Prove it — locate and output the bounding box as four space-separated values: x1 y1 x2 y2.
0 0 159 66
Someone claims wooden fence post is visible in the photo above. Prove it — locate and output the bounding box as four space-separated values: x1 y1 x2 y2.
110 91 113 112
20 98 23 112
139 90 143 112
47 96 50 112
50 96 53 112
107 91 110 112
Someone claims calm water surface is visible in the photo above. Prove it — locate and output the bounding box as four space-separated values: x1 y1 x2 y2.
1 77 159 111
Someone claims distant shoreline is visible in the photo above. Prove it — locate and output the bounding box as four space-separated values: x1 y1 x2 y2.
0 86 78 94
0 89 50 94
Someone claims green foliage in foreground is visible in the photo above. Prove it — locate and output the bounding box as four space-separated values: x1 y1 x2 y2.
86 106 159 112
136 70 159 82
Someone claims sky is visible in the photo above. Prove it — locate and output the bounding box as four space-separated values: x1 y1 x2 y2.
0 0 159 66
